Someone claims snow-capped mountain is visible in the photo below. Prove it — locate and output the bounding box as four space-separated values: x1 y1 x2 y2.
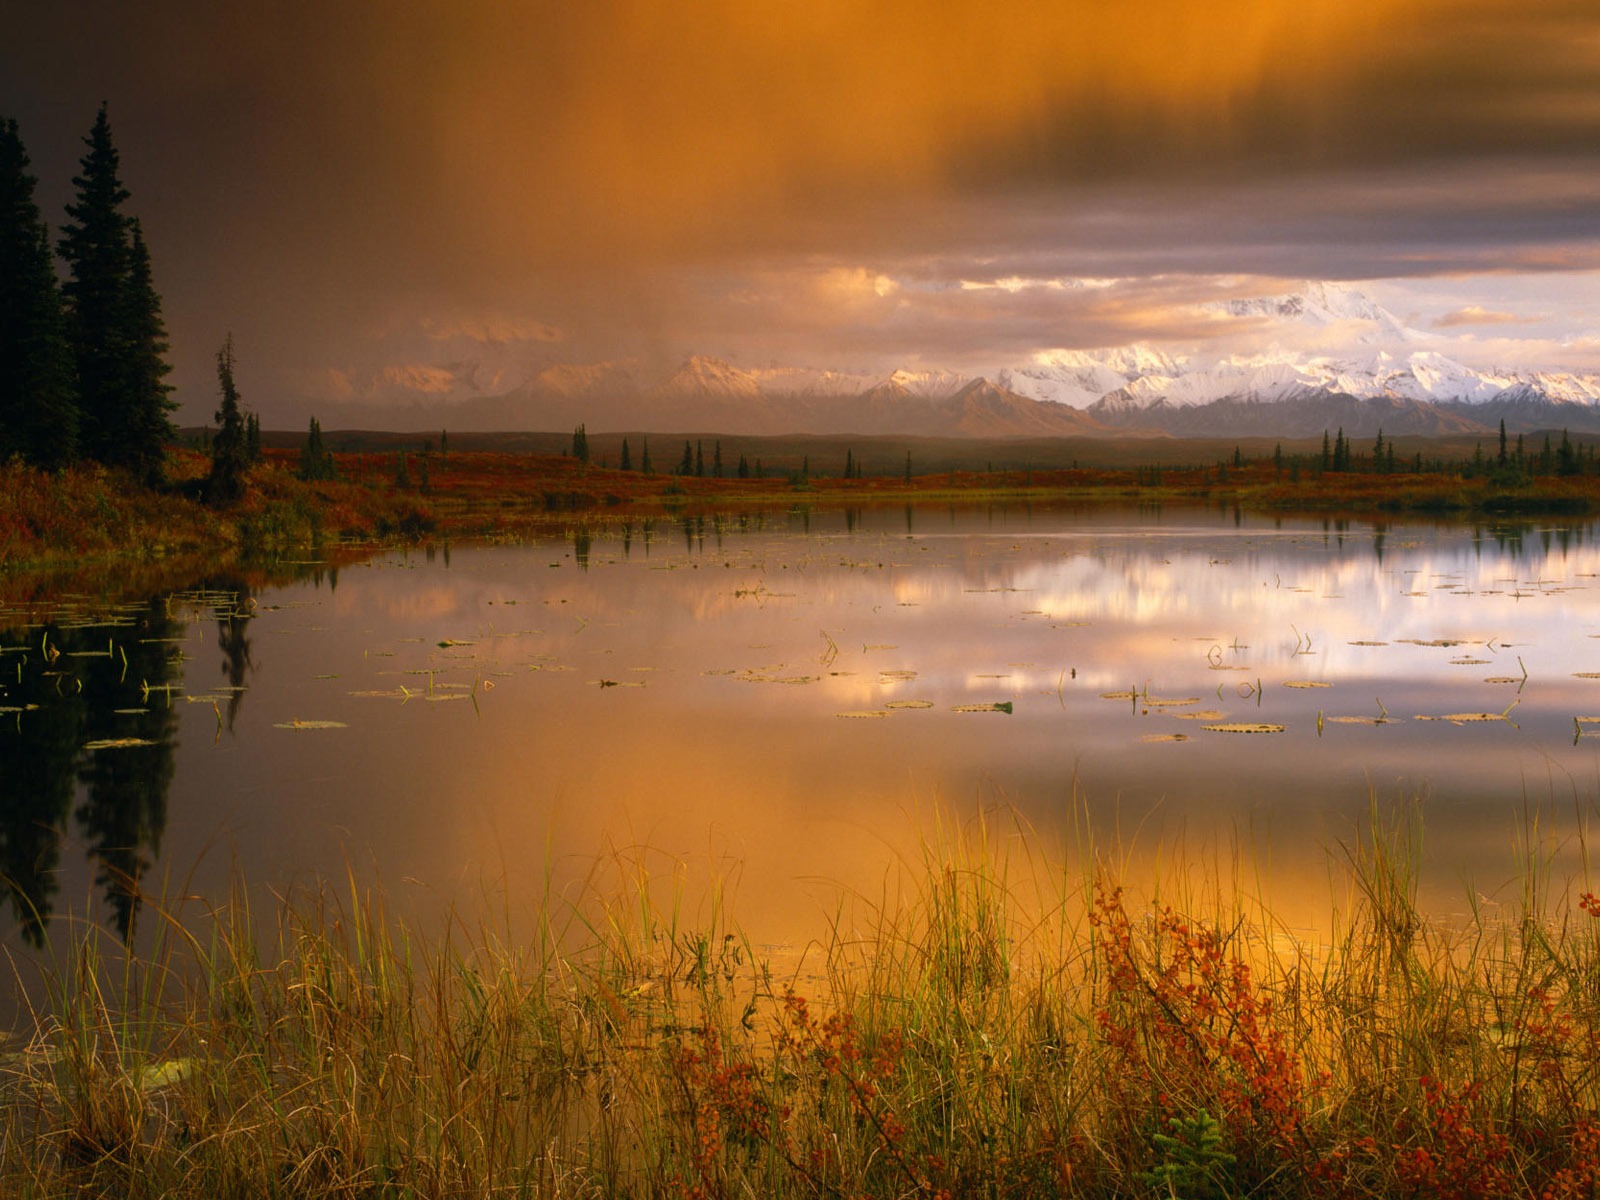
1212 280 1426 344
296 282 1600 437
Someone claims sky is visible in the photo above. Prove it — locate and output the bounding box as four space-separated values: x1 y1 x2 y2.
4 0 1600 425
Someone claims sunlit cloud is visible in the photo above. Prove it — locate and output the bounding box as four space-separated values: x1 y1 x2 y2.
5 0 1598 420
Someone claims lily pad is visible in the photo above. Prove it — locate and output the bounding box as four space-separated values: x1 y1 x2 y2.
82 737 157 750
1284 681 1332 689
952 702 1013 714
835 710 889 719
885 700 934 710
1200 723 1286 734
272 719 349 730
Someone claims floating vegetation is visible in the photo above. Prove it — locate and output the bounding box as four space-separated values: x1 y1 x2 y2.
1450 658 1492 666
835 710 889 719
1417 702 1519 725
1100 690 1139 701
1200 723 1286 734
1348 640 1388 646
271 719 349 730
1283 681 1332 689
1329 715 1389 725
348 689 408 699
884 700 934 710
1174 710 1228 721
879 669 918 681
952 702 1013 714
739 672 819 685
1140 733 1190 743
1574 672 1600 679
1144 697 1199 708
81 737 157 750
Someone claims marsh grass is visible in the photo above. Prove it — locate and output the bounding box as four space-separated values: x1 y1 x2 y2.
5 809 1600 1198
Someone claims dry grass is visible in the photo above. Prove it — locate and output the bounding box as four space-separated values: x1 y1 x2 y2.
4 809 1600 1198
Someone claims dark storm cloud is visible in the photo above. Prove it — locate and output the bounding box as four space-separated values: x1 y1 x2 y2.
3 0 1597 418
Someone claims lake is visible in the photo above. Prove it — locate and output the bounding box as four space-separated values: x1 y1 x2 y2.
5 503 1600 979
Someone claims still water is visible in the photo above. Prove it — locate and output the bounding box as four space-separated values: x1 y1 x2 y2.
5 504 1600 963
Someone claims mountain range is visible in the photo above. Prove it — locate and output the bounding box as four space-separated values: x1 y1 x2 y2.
306 282 1600 438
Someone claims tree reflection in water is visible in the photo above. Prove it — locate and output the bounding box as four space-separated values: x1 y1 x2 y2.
0 594 185 945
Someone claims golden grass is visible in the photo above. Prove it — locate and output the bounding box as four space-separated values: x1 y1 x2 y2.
3 807 1600 1197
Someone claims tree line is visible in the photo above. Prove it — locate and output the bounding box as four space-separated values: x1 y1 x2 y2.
1 106 176 482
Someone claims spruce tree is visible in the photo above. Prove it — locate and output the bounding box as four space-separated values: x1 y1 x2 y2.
679 440 692 475
0 117 78 468
619 437 632 471
58 105 130 465
298 416 334 481
713 441 723 478
117 220 176 480
59 106 173 479
641 436 653 475
205 333 248 505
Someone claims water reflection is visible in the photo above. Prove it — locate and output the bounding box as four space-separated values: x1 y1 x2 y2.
3 507 1600 953
0 597 182 943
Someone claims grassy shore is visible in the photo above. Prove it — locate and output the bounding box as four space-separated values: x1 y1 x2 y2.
3 814 1599 1198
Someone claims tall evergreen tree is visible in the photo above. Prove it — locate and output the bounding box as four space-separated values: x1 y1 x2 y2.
58 104 131 465
117 220 175 480
619 437 632 471
205 334 247 505
59 107 174 479
298 415 335 481
0 117 78 468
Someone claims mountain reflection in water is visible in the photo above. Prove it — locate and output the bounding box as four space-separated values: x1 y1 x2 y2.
3 507 1600 955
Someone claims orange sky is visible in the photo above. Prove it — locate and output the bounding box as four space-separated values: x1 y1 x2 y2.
4 0 1599 420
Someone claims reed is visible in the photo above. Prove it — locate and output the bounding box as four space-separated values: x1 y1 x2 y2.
4 809 1599 1198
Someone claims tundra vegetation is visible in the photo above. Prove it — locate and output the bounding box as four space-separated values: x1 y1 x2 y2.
2 812 1600 1197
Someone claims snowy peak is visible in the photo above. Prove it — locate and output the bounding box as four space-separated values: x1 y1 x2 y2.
659 355 763 398
884 367 973 399
1213 281 1424 343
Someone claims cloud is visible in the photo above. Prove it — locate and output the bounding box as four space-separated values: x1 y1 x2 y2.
6 0 1599 420
1432 306 1544 329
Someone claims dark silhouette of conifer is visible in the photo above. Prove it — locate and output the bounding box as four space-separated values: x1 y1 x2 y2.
59 106 173 480
117 220 175 480
0 117 78 468
619 437 632 471
298 416 335 480
205 334 247 505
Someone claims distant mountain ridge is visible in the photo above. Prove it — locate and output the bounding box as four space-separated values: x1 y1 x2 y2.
301 283 1600 437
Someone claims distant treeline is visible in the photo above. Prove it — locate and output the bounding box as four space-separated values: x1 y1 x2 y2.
0 106 175 480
